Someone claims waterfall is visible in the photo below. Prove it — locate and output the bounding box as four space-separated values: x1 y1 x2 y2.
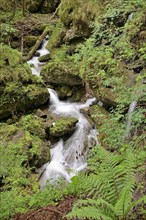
27 37 98 188
126 100 137 139
27 36 49 76
39 89 98 188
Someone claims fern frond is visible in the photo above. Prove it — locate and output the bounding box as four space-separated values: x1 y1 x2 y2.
66 205 114 220
127 195 146 215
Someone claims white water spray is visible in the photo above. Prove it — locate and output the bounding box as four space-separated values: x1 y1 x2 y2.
39 89 98 188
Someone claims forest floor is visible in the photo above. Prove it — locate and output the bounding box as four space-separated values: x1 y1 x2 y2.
12 195 76 220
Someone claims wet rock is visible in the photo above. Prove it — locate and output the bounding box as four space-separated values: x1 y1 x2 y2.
36 109 47 118
48 117 78 137
56 85 73 99
38 53 51 62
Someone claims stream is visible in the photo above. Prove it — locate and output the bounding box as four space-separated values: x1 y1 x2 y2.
28 37 98 189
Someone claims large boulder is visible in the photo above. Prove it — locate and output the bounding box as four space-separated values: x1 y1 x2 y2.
28 0 60 13
0 114 50 190
48 117 78 138
92 87 117 109
24 36 38 48
0 46 49 120
41 62 82 86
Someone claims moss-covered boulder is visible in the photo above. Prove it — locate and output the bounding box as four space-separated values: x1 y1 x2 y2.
38 53 51 62
24 36 38 48
28 0 60 13
41 62 82 86
48 117 78 137
28 0 44 13
0 44 22 67
0 115 50 177
89 104 110 127
40 0 61 13
0 114 50 190
0 46 49 119
93 87 117 109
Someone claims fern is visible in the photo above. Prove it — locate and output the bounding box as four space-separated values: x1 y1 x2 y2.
66 146 145 220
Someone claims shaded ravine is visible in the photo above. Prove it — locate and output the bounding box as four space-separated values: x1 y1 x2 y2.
27 36 49 76
27 37 98 188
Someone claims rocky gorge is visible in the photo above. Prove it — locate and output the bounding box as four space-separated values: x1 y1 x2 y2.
0 0 146 220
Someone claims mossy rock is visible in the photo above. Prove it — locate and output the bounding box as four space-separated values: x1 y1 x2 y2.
41 62 82 86
89 104 110 127
56 85 73 99
28 0 44 13
0 64 49 120
93 87 117 109
46 21 65 51
24 36 38 48
0 115 50 191
0 44 22 67
49 117 78 137
40 0 61 13
38 53 51 62
63 25 90 43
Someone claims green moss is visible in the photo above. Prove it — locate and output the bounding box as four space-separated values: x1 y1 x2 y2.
46 20 64 51
24 36 38 48
0 63 49 120
90 105 110 127
49 117 78 137
58 0 102 28
41 61 82 86
38 53 50 62
0 44 22 67
0 114 50 183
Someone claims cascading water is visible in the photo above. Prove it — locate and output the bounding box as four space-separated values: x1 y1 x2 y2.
39 89 98 188
125 100 137 139
27 36 49 76
27 37 98 189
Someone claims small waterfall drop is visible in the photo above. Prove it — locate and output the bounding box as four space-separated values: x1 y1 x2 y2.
126 100 137 138
27 36 49 76
39 89 98 188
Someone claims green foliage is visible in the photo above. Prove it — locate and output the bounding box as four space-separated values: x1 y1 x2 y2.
0 44 22 67
67 146 146 220
0 23 17 43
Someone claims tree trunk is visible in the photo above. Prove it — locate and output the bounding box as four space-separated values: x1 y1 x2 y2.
22 0 26 16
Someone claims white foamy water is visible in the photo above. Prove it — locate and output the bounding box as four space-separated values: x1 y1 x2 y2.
27 36 49 76
27 37 98 188
39 89 98 188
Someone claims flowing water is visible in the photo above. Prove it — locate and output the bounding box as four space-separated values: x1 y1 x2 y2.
126 100 137 138
27 36 49 76
27 37 98 188
39 89 98 188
